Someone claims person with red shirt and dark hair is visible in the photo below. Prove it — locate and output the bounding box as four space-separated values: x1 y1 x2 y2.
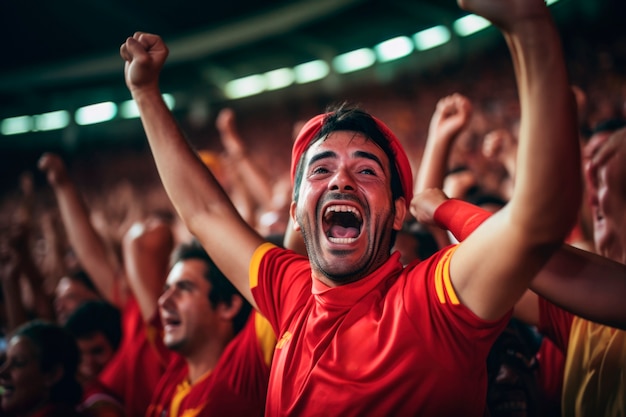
120 0 581 414
122 218 274 417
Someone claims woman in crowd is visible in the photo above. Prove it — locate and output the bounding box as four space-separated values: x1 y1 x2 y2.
0 320 83 417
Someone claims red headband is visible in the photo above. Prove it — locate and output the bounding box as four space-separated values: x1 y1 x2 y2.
290 113 413 208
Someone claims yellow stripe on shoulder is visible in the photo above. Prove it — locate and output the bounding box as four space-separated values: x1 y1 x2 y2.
255 313 277 367
441 245 460 305
434 245 460 305
249 242 277 289
434 253 446 304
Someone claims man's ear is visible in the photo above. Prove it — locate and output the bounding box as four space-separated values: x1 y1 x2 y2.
218 295 243 320
393 197 407 231
289 201 301 231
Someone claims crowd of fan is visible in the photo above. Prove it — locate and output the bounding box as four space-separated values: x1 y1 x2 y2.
0 5 625 416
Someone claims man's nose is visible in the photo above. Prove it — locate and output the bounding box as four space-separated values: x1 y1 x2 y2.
158 287 175 308
329 167 356 192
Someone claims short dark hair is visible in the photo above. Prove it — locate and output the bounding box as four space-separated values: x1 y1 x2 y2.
64 300 122 350
170 239 252 335
590 118 626 136
583 117 626 140
13 320 82 405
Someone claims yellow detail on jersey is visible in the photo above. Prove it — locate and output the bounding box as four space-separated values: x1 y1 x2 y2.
434 245 460 305
435 254 446 304
169 379 191 417
276 331 293 349
169 369 212 417
249 242 277 289
442 245 460 305
255 313 277 366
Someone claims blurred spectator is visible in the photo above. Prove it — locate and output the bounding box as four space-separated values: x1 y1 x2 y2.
64 300 125 417
0 320 83 417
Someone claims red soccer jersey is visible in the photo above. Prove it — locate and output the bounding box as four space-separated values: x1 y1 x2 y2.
145 311 274 417
99 296 167 417
250 243 510 417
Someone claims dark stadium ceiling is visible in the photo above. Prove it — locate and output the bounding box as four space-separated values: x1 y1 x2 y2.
0 0 620 126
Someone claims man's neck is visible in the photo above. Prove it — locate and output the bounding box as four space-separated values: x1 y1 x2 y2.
185 337 232 384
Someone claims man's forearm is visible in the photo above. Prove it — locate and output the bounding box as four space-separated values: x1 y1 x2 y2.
503 15 581 241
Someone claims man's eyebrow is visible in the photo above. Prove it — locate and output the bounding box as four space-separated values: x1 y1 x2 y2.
163 279 196 291
308 150 337 167
354 150 384 170
176 279 196 288
306 149 385 170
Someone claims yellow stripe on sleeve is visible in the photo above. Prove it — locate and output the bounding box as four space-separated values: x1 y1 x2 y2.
249 242 277 289
441 245 460 305
434 245 460 305
255 313 277 366
434 255 446 304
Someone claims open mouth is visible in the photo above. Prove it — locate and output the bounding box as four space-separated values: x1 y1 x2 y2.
323 204 363 244
491 399 528 416
161 315 181 330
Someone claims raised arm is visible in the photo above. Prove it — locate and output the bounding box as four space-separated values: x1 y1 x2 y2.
122 217 174 322
415 93 473 194
447 0 581 320
120 32 264 309
38 210 70 289
481 126 518 201
414 93 473 248
216 108 275 209
38 153 127 308
529 245 626 330
216 108 294 238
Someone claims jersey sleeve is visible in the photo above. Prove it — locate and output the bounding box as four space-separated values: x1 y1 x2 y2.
255 312 277 367
249 243 312 336
404 245 511 365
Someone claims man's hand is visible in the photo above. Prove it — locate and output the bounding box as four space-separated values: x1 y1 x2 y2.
120 32 169 93
123 217 174 261
482 128 517 161
410 188 449 227
586 127 626 197
427 93 473 145
38 153 69 187
216 108 246 157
